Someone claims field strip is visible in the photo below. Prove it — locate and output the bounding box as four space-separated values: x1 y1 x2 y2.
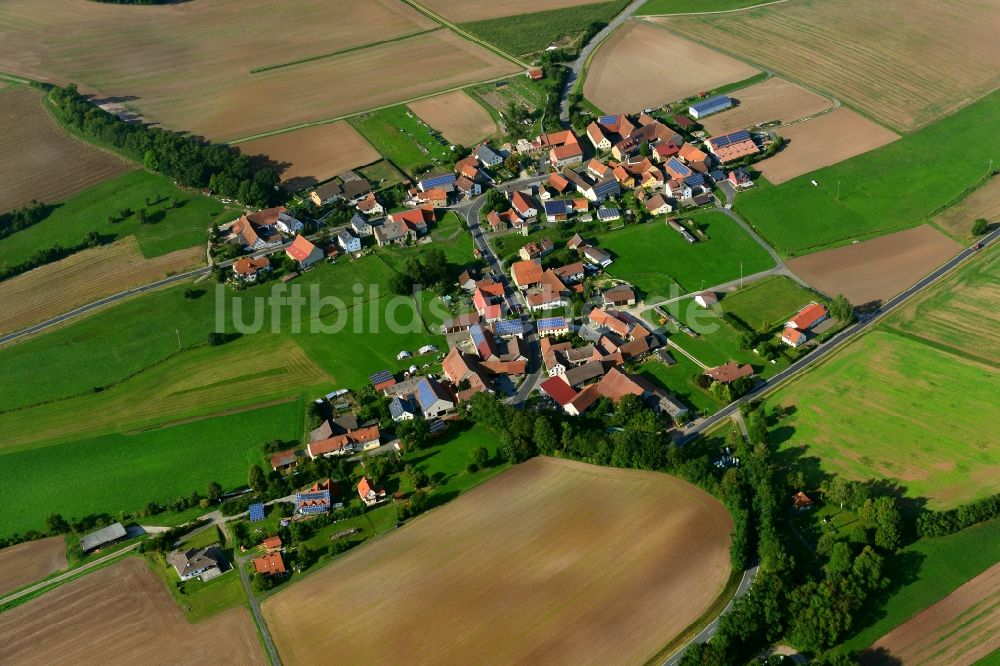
879 326 999 369
400 0 529 68
249 28 442 73
121 396 301 435
0 70 31 84
642 0 791 16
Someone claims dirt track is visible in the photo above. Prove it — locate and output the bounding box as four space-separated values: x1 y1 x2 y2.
0 537 66 597
788 225 960 305
408 90 497 145
0 557 266 665
865 561 1000 666
263 457 733 665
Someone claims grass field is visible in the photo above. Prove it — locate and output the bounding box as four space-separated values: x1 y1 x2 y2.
654 0 1000 131
459 0 630 56
0 170 232 268
840 518 1000 653
933 177 1000 242
0 400 304 538
263 457 732 664
407 90 498 145
0 85 131 213
418 0 613 23
0 557 266 664
637 356 721 415
598 211 775 298
350 105 455 176
0 537 66 597
718 275 819 330
357 160 407 189
734 90 1000 256
637 0 769 14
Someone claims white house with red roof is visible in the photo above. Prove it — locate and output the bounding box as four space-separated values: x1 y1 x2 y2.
781 328 806 347
787 303 829 330
357 477 387 507
285 235 323 269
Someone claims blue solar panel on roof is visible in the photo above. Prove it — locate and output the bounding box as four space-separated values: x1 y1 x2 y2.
369 369 393 384
690 95 731 113
248 503 265 522
712 129 752 148
599 115 618 125
420 173 456 188
470 324 486 346
494 319 524 335
538 317 567 329
685 173 706 187
417 379 439 410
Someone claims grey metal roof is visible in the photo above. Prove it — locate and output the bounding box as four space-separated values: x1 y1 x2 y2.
80 522 127 551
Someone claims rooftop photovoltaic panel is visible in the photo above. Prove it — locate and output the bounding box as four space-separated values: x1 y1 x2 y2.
599 114 618 125
667 157 692 175
493 319 524 336
545 200 569 214
685 173 706 187
537 317 567 329
690 95 731 113
470 323 486 346
598 208 621 219
248 503 265 522
420 173 456 188
417 378 440 410
711 130 752 148
369 369 394 385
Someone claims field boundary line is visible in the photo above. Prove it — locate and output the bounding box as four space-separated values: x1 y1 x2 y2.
398 0 529 68
248 28 443 74
640 0 791 17
0 547 141 611
666 338 709 369
0 71 32 84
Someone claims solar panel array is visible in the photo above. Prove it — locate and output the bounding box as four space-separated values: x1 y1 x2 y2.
429 419 447 434
685 173 706 187
598 208 621 220
690 95 731 114
598 114 618 125
469 323 486 346
369 369 394 385
545 200 569 214
493 319 524 336
248 503 265 522
711 129 752 148
416 378 438 410
537 316 567 330
420 173 456 189
667 157 692 176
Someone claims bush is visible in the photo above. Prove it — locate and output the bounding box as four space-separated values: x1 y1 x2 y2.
972 217 988 235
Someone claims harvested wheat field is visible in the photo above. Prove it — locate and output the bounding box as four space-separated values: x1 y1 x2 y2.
419 0 612 22
0 537 66 597
0 86 131 212
933 177 1000 242
788 225 960 305
654 0 1000 131
0 238 202 336
237 122 379 191
264 457 733 665
701 77 832 134
0 557 266 665
585 21 758 113
408 90 497 145
755 108 898 184
0 0 519 140
864 562 1000 666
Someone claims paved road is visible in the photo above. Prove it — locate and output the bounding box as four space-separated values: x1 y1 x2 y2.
223 519 282 666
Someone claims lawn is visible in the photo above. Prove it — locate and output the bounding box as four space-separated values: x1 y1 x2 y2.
719 275 820 331
839 518 1000 653
636 356 721 415
598 211 775 299
0 400 304 539
0 170 233 267
637 0 769 14
349 105 454 176
459 0 630 56
735 90 1000 256
145 550 247 623
357 160 407 190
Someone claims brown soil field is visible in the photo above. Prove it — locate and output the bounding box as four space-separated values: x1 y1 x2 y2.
585 21 758 114
0 0 516 141
0 537 66 597
408 90 498 145
788 225 961 305
653 0 1000 131
0 86 131 212
237 122 380 191
419 0 612 22
0 557 266 665
864 562 1000 666
755 108 898 184
263 457 733 665
701 77 832 134
0 237 202 336
933 177 1000 242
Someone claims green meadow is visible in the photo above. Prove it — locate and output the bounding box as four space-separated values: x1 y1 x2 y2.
637 0 769 15
349 106 453 176
719 275 820 330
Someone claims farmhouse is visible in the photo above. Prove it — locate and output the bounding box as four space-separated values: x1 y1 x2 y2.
787 302 829 330
309 179 372 207
603 285 636 307
527 67 544 80
543 199 571 222
231 209 284 251
295 479 340 515
357 477 387 507
486 208 521 232
704 361 754 384
252 551 286 576
416 377 454 418
644 193 673 215
388 207 435 235
543 130 583 168
308 425 381 459
587 114 636 151
511 258 543 290
373 219 411 247
389 396 419 421
511 191 538 218
168 547 224 582
416 188 449 208
418 173 457 192
781 327 806 347
705 130 759 164
357 193 384 217
688 95 733 119
337 230 362 253
537 316 570 337
79 523 128 554
286 235 323 269
231 256 270 283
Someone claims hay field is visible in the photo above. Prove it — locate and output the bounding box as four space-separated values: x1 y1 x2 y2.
653 0 1000 131
865 562 1000 666
0 86 131 212
263 457 733 665
786 225 960 306
408 90 498 145
418 0 612 22
0 0 517 141
756 108 899 184
933 177 1000 241
701 77 832 134
584 21 758 114
0 237 202 336
0 537 66 597
237 122 380 191
0 557 266 665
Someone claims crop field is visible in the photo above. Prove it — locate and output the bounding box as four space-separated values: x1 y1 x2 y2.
701 77 833 134
0 400 304 538
408 91 497 145
718 275 819 330
236 122 380 192
584 21 758 114
459 0 630 56
653 0 1000 131
0 537 66 597
0 237 202 336
599 211 775 298
933 177 1000 242
755 108 899 185
263 457 732 665
786 225 961 305
351 104 459 176
419 0 613 23
0 170 231 269
0 85 131 213
733 90 1000 256
0 557 266 665
865 562 1000 666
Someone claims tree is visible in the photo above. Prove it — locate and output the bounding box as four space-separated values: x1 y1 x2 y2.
472 446 491 469
248 464 268 494
824 542 853 579
737 330 756 351
830 294 854 323
482 188 507 214
873 496 902 551
207 481 223 501
972 218 988 235
533 416 558 453
411 469 430 489
46 513 70 534
136 207 148 225
208 332 225 346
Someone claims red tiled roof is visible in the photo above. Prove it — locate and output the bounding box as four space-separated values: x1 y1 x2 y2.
705 361 754 383
789 303 828 330
541 376 578 405
262 536 282 550
511 259 543 287
595 367 645 402
286 235 318 262
233 256 270 275
252 552 286 575
782 328 805 345
589 307 630 337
